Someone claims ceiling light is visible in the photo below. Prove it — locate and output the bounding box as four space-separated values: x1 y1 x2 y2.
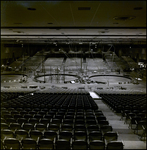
78 7 91 10
79 42 83 44
113 16 136 20
27 8 36 10
14 23 22 24
134 7 143 10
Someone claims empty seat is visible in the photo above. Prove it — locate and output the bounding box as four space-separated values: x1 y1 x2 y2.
4 138 20 149
134 120 146 135
28 118 40 125
98 120 109 127
56 139 71 150
72 140 88 150
21 138 37 150
38 138 54 150
44 130 57 143
48 124 60 133
22 123 34 131
100 125 113 135
1 129 14 141
60 124 73 132
6 118 16 125
9 123 21 132
58 131 72 141
35 123 47 132
39 118 50 126
87 125 100 133
17 118 28 124
74 124 86 132
74 131 87 141
89 131 103 142
89 140 105 150
106 141 124 150
15 129 28 141
30 130 43 142
104 132 118 144
1 123 9 130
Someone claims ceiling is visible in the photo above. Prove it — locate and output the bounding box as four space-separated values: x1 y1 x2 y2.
1 1 146 45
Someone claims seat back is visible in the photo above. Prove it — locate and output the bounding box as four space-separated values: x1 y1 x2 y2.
38 138 54 150
89 131 103 141
89 140 105 150
22 138 37 150
106 141 123 150
74 131 87 141
15 129 28 141
59 131 72 141
56 139 70 149
4 138 20 149
1 129 14 141
104 132 118 143
72 140 88 150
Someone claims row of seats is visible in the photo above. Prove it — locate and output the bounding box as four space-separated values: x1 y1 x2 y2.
1 92 24 102
1 93 98 109
100 94 146 140
1 132 123 149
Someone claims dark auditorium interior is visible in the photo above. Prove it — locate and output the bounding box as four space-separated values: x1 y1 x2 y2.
1 1 146 150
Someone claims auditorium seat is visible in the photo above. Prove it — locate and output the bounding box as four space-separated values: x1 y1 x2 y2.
72 140 88 150
3 138 20 149
15 129 28 141
73 131 87 141
38 138 54 150
128 116 142 129
1 123 9 130
1 129 14 141
89 140 105 150
56 139 71 149
28 118 40 126
22 123 34 131
58 131 72 141
35 123 47 132
134 120 146 135
9 123 21 132
39 118 50 126
44 130 57 143
89 131 103 142
60 124 73 133
100 125 113 135
106 141 124 150
30 130 43 142
103 131 118 144
21 138 37 150
87 125 100 134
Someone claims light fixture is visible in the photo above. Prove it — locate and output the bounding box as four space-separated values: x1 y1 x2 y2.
113 16 136 20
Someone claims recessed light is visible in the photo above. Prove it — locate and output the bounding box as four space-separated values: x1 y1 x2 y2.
134 7 143 10
14 23 22 24
113 16 136 20
27 8 36 10
78 7 91 10
13 31 23 33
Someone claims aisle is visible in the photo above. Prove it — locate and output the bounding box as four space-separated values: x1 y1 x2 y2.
94 99 146 149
